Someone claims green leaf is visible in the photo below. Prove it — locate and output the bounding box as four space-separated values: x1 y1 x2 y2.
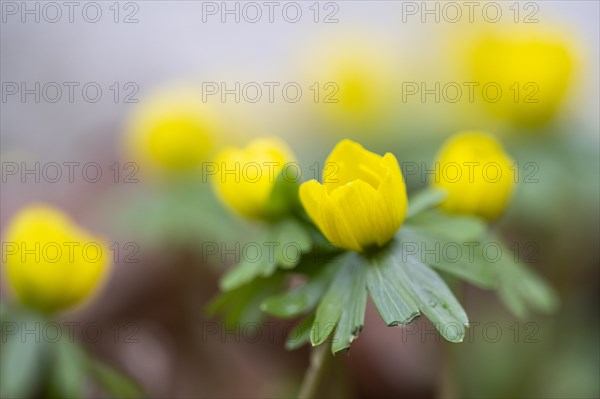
220 256 273 292
261 261 340 318
267 171 301 217
208 273 285 326
291 246 342 276
406 188 447 219
310 258 356 346
332 256 368 353
0 312 48 399
219 219 313 291
405 210 486 243
497 256 559 318
86 356 143 399
366 252 420 326
398 255 469 342
367 240 468 342
285 316 314 351
50 340 87 398
271 219 312 269
398 227 499 289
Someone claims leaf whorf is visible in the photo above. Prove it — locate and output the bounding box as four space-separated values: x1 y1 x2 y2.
366 239 469 343
261 261 340 319
309 253 368 353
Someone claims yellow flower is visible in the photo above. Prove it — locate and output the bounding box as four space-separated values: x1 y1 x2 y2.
211 138 296 220
299 140 407 252
2 205 110 313
468 25 576 127
124 86 220 173
431 132 515 220
305 36 399 133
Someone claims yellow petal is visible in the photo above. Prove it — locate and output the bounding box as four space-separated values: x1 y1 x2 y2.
377 153 408 235
299 140 409 252
323 139 386 192
329 180 387 249
299 180 362 252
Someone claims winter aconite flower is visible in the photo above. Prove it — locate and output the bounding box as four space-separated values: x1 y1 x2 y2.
305 35 399 133
3 205 110 313
125 86 220 173
468 25 576 127
431 132 515 220
211 138 296 220
300 140 408 252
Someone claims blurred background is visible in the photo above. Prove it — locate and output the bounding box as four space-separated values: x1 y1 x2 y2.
1 1 598 398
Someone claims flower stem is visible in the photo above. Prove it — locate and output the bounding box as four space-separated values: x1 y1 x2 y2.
298 344 331 399
438 341 457 398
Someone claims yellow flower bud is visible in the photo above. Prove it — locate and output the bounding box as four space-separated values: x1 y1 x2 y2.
468 26 576 126
211 138 296 220
300 140 408 252
124 87 219 173
2 205 110 313
305 36 399 133
431 132 515 220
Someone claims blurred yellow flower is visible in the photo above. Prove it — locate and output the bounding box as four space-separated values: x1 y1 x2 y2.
3 205 110 313
211 137 296 220
125 87 220 173
305 36 399 133
300 140 407 252
431 132 515 220
468 25 576 127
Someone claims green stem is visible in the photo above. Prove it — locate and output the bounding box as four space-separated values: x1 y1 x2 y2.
438 279 465 398
438 341 457 398
298 344 331 399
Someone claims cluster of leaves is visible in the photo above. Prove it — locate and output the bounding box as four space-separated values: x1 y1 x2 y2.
210 186 558 354
0 304 142 399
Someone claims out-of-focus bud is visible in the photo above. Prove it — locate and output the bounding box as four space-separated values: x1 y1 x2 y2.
211 138 296 220
124 86 221 174
467 25 576 127
3 205 110 313
304 35 400 134
431 131 515 220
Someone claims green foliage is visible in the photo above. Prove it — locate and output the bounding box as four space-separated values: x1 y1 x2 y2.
285 316 314 351
266 170 303 218
266 234 470 353
208 273 286 326
406 187 447 219
493 237 559 318
0 310 48 398
261 260 341 319
366 252 420 326
307 255 369 352
212 187 558 353
85 356 144 399
50 339 87 398
0 306 143 399
330 258 368 353
406 209 487 243
113 179 239 246
220 218 311 291
399 226 497 289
